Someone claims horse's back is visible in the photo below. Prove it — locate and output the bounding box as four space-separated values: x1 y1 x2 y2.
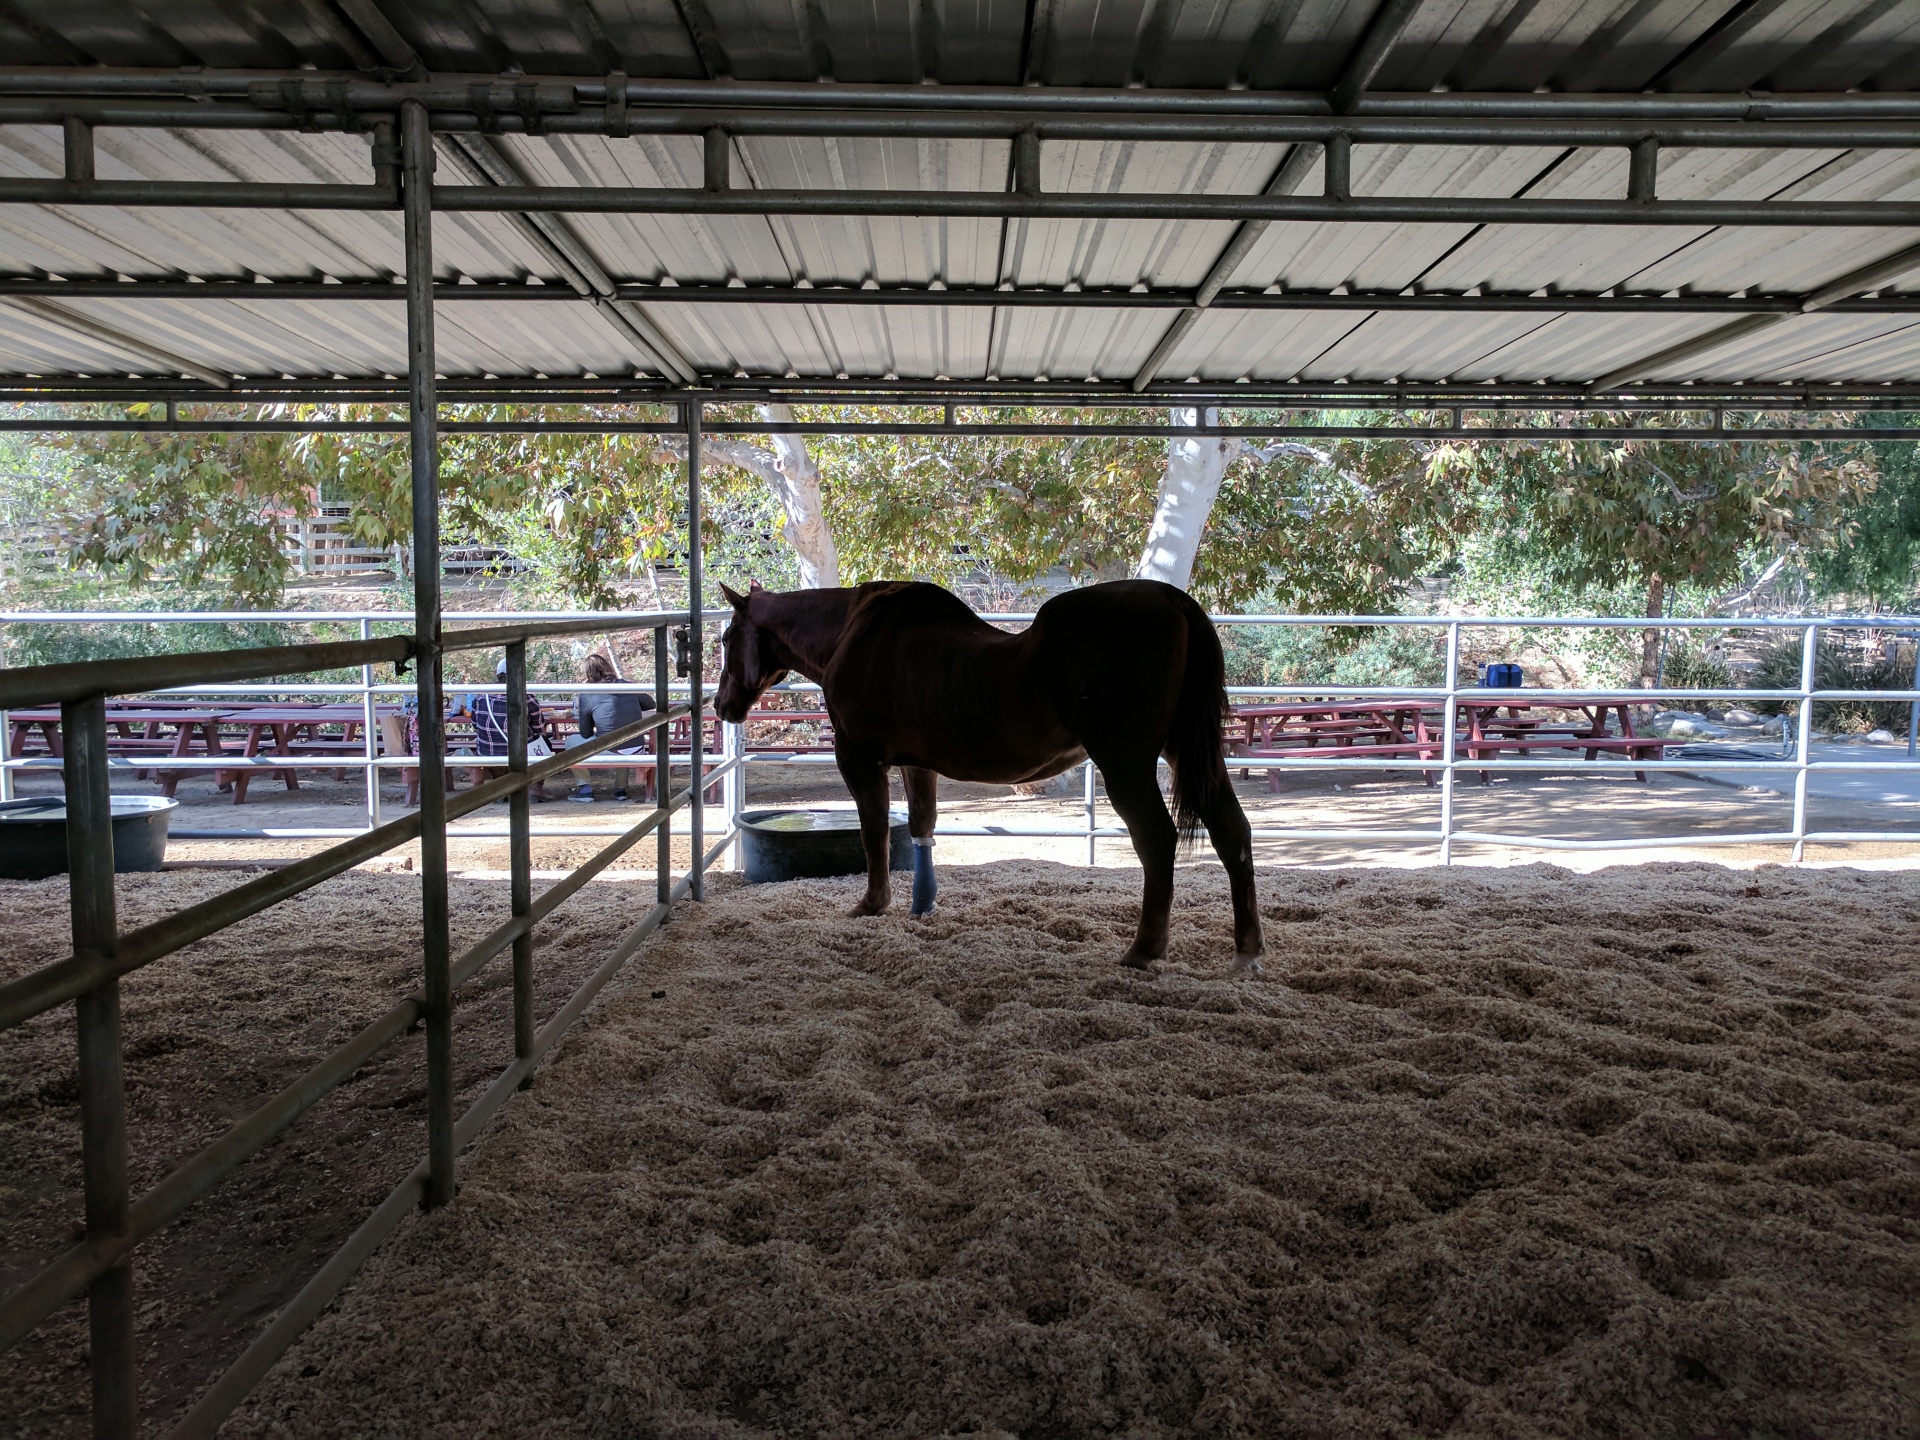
1032 580 1197 745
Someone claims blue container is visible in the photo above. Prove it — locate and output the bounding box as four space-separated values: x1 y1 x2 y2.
739 808 912 884
1481 662 1525 688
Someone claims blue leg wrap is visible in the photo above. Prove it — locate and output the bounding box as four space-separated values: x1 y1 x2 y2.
909 838 937 917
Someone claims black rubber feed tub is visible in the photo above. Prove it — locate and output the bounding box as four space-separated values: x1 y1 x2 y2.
739 808 911 884
0 795 178 880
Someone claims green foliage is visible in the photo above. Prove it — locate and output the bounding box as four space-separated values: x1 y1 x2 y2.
1201 422 1475 612
42 407 320 605
1751 632 1913 732
804 407 1157 590
805 408 1472 613
1219 618 1446 689
1806 413 1920 606
1433 422 1876 602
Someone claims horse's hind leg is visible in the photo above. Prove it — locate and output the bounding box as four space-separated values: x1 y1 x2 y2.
1197 776 1265 975
902 765 938 917
1096 755 1178 970
836 751 895 917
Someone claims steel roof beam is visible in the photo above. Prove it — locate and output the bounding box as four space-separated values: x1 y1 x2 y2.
436 135 698 383
8 278 1920 314
3 297 231 387
330 0 423 76
2 416 1911 442
7 176 1919 227
1130 140 1323 391
15 92 1920 150
1332 0 1424 115
6 375 1917 408
10 68 1920 121
1589 238 1920 390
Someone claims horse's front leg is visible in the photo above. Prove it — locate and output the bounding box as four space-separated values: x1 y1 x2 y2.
902 764 938 916
836 749 895 917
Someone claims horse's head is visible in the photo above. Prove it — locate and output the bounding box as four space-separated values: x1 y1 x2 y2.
714 580 791 724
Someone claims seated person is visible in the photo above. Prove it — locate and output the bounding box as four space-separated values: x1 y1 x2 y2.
457 658 548 801
566 653 656 802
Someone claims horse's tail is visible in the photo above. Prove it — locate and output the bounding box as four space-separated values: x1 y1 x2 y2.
1165 589 1231 846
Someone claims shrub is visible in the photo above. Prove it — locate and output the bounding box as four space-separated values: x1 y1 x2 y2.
1750 632 1914 732
1219 622 1446 689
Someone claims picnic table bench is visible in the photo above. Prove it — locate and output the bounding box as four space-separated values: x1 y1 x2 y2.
1225 697 1665 788
7 705 238 798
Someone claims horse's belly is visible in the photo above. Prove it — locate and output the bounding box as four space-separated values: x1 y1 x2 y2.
881 734 1085 785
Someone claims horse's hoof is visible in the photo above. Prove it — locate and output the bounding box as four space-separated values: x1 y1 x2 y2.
1117 948 1160 971
1231 952 1265 977
848 897 889 918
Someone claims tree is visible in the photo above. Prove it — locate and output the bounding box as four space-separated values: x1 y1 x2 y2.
1437 423 1877 681
1806 413 1920 608
47 407 324 605
37 403 820 609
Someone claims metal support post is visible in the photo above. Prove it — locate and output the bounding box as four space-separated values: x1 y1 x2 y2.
65 694 135 1438
654 623 671 907
1792 622 1817 863
1084 759 1097 866
360 617 380 831
1439 622 1461 865
506 641 533 1077
686 398 705 901
1908 630 1918 759
720 716 742 870
402 99 455 1209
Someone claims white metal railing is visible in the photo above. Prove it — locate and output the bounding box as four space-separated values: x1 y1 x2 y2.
3 609 1919 862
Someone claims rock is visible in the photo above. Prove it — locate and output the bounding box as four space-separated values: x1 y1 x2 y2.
1664 716 1729 739
1867 728 1899 744
1723 708 1761 726
1760 716 1785 735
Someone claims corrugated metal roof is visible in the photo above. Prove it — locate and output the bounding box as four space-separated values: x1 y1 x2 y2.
4 1 1920 393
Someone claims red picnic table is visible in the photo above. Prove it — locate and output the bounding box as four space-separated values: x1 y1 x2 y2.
1227 700 1444 789
1455 697 1664 782
7 705 237 797
220 704 395 804
1225 696 1667 789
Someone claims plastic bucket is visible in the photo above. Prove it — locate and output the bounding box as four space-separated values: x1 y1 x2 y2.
0 795 178 880
738 808 911 884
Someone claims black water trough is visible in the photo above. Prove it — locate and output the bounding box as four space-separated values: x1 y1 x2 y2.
0 795 179 880
739 807 911 884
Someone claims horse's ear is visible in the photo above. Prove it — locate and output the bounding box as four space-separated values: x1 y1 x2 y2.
718 581 748 610
748 578 765 594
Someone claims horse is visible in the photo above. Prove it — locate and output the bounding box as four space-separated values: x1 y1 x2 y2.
713 578 1265 975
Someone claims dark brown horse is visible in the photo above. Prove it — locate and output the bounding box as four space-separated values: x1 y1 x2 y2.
714 578 1264 975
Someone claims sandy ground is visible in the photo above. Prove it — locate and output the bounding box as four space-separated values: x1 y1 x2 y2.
197 861 1919 1440
0 870 659 1438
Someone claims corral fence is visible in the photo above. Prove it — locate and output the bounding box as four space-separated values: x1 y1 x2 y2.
0 605 738 1438
3 604 1919 1437
5 610 1920 863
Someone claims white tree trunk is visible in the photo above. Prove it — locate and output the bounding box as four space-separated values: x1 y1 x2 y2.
665 416 842 589
1136 407 1241 591
754 403 840 589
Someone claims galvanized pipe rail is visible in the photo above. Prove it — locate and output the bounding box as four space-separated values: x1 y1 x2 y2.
0 619 733 1438
738 613 1920 867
